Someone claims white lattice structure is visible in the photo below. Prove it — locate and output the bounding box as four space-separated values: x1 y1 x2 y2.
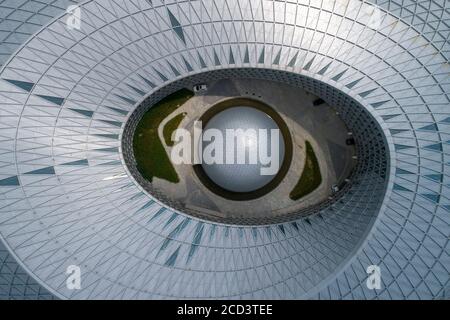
0 0 448 299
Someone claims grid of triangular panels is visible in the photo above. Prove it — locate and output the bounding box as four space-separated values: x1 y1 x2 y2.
0 246 55 299
0 0 448 299
0 0 447 69
0 0 83 69
370 0 449 53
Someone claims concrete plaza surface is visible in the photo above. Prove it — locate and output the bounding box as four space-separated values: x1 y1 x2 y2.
152 78 356 221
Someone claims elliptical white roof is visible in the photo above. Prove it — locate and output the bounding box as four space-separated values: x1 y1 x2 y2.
0 0 448 299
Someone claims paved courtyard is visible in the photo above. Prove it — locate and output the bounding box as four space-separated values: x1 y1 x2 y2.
153 78 356 220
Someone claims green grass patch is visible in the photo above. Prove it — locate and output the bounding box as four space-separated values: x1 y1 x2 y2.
163 112 187 147
133 89 193 183
290 141 322 200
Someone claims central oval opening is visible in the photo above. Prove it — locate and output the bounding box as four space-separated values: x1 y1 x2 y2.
122 68 389 225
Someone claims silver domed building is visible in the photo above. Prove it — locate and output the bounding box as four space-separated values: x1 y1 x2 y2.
0 0 448 299
201 106 286 193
